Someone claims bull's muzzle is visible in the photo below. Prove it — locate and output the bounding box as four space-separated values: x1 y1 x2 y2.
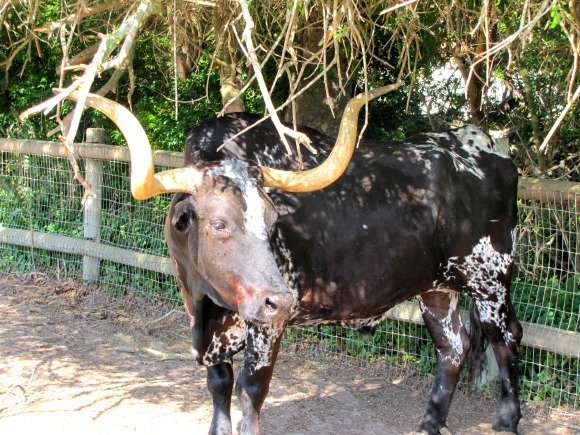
239 290 293 325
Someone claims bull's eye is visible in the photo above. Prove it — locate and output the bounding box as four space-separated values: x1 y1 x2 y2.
210 219 227 232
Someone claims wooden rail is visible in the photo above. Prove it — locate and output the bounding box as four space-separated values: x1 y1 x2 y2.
2 138 578 203
0 138 184 167
0 226 173 275
518 177 580 205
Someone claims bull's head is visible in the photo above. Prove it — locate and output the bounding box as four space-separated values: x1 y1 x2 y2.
165 162 294 324
70 83 400 324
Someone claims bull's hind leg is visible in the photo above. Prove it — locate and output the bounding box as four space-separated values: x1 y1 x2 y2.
416 290 470 434
458 235 523 432
472 296 523 432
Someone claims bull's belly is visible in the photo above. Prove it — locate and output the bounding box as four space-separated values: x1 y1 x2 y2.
287 284 426 333
288 306 400 334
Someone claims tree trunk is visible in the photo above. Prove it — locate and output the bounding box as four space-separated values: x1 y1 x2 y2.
214 0 244 113
289 72 352 137
283 12 351 137
519 66 546 172
219 72 245 114
450 1 496 130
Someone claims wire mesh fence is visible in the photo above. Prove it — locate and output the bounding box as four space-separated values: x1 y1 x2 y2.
0 139 578 412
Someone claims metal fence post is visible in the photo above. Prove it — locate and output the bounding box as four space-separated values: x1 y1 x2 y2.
82 128 104 283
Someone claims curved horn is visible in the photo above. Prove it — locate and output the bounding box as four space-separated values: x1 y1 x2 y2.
261 82 403 192
68 92 204 200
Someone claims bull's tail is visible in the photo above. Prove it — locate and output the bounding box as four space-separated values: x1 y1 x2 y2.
466 301 487 386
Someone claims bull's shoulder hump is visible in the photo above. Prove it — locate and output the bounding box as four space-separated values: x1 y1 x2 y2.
425 125 509 158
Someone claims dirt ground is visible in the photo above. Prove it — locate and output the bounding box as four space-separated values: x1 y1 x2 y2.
0 274 578 434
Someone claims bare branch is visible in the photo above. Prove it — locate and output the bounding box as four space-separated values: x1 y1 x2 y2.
237 0 294 156
33 0 134 33
471 0 555 68
15 0 160 205
379 0 418 16
21 0 159 139
538 83 580 156
5 0 579 182
19 80 82 120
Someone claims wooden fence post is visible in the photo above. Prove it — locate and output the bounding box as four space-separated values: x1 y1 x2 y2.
82 128 105 283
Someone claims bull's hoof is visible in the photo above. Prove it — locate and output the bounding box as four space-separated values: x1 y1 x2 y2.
407 426 452 435
492 422 518 434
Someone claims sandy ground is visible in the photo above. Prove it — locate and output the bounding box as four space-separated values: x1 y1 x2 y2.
0 273 578 434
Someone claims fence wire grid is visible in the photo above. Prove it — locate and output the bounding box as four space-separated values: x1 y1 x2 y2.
0 144 578 412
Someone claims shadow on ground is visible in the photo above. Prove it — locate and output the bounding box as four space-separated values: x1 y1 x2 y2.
0 274 577 434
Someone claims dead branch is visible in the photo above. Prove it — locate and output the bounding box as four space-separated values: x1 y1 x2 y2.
4 0 579 187
30 0 157 137
33 0 134 33
237 0 297 156
143 308 182 328
0 384 27 410
538 83 580 156
14 0 160 205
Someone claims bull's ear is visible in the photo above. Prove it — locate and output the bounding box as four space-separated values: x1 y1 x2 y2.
247 165 264 184
269 191 300 217
171 196 196 232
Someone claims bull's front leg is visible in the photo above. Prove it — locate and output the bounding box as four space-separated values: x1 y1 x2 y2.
199 309 246 435
207 362 235 434
235 323 285 435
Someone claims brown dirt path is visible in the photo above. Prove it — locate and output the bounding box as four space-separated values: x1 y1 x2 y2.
0 274 577 434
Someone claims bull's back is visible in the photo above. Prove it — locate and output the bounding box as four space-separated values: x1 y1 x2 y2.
280 126 518 322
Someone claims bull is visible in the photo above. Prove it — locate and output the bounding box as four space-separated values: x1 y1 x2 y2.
75 85 522 434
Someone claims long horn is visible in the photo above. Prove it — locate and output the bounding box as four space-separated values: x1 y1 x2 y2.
68 92 204 200
261 82 403 192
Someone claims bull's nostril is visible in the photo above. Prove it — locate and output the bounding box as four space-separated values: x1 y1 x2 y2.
265 297 278 312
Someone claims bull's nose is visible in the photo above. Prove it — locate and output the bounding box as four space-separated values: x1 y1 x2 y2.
264 296 278 312
262 292 292 322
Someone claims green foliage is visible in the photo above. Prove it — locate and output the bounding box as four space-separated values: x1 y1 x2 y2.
490 5 579 177
287 319 438 374
0 154 179 303
512 276 579 331
513 199 579 331
519 347 579 406
0 1 62 138
125 34 223 151
0 51 62 139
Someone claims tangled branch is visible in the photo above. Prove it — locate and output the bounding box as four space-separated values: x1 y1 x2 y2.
2 0 578 184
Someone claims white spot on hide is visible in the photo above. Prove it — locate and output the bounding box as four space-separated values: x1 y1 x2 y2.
246 324 284 374
212 160 269 240
445 236 515 343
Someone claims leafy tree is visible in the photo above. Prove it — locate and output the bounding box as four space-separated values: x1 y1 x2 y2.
1 0 578 183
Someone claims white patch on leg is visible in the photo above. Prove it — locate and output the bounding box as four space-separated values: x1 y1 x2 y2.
201 316 284 373
442 292 464 358
446 236 515 343
202 314 246 366
245 324 284 374
418 292 464 366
